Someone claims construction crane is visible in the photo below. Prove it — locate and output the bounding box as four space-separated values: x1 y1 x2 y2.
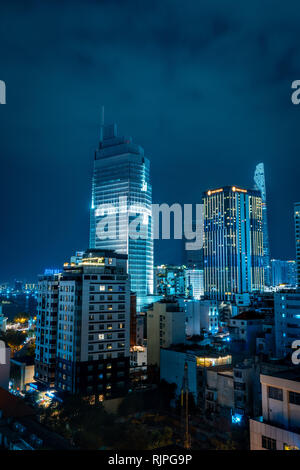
180 361 191 449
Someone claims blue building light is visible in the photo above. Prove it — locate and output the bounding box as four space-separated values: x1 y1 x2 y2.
232 413 243 424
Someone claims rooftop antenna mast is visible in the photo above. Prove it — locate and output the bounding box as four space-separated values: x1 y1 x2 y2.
181 361 191 449
101 105 105 126
100 105 105 142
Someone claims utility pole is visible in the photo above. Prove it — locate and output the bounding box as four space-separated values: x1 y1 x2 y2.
181 361 191 449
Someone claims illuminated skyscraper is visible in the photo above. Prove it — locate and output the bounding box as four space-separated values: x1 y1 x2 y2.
295 202 300 287
203 186 264 301
89 120 153 309
254 163 271 287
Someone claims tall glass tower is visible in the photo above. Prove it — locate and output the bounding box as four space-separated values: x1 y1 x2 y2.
203 186 264 300
254 163 271 287
295 202 300 288
89 121 153 309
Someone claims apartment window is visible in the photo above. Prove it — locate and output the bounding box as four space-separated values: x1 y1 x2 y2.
262 435 276 450
268 386 283 401
100 285 105 292
289 391 300 405
234 382 245 391
234 370 242 378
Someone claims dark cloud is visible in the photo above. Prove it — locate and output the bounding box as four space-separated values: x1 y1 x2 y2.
0 0 299 281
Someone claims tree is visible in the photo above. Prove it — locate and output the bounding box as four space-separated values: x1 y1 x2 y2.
0 330 27 354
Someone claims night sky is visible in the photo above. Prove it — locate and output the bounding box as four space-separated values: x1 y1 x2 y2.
0 0 300 283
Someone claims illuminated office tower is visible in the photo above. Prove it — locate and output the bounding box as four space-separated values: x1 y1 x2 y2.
254 163 271 287
89 120 153 310
203 186 264 301
295 202 300 288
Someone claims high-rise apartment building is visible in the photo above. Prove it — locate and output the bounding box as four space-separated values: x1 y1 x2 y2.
295 202 300 288
35 249 131 400
203 186 264 301
35 274 60 387
254 163 271 287
89 121 153 310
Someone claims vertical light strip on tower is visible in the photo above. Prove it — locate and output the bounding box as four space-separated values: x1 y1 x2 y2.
254 163 271 287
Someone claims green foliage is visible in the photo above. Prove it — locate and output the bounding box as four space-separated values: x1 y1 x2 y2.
40 391 175 450
0 329 26 351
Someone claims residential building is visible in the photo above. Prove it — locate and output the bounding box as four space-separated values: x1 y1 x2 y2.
274 292 300 358
160 344 232 405
147 299 185 367
250 370 300 450
0 305 7 333
0 345 10 390
183 299 201 337
10 356 35 393
55 249 130 400
35 249 131 401
228 311 265 355
35 274 60 387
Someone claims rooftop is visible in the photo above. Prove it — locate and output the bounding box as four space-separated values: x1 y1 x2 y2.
0 388 35 418
231 311 264 321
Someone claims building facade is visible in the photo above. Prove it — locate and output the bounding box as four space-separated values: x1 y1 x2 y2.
185 269 204 300
295 202 300 288
254 163 271 287
250 371 300 450
203 186 264 301
35 249 131 401
147 299 185 367
271 259 297 288
35 275 60 387
274 292 300 358
154 265 186 297
89 122 153 309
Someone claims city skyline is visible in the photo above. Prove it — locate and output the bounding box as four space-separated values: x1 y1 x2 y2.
1 0 300 282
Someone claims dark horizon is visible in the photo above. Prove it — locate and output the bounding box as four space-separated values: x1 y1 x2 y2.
0 0 299 283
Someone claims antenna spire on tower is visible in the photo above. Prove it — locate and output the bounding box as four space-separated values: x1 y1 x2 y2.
101 105 105 126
